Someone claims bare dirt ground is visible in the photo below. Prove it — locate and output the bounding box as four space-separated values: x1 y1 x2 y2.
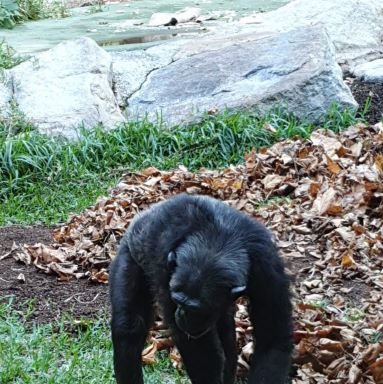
0 226 371 323
0 226 109 321
350 79 383 124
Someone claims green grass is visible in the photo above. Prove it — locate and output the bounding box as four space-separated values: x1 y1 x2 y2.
0 301 188 384
1 176 112 223
0 104 364 225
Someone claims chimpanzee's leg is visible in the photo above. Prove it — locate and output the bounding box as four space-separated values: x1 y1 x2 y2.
110 242 153 384
162 301 225 384
217 308 237 384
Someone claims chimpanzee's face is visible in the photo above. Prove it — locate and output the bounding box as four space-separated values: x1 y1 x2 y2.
167 247 247 339
170 290 220 339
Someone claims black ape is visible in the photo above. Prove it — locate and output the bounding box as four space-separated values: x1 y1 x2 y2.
110 194 292 384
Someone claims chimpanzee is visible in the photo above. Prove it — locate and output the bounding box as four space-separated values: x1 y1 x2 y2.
110 193 292 384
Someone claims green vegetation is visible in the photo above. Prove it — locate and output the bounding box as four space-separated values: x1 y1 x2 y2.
0 104 365 225
0 0 19 28
369 331 382 344
19 0 70 20
89 0 105 14
0 40 23 68
0 0 70 28
0 301 187 384
344 307 365 323
255 196 292 210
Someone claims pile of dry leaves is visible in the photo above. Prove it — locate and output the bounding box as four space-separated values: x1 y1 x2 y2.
10 123 383 383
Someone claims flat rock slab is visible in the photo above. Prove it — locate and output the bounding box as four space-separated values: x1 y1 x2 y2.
126 25 356 126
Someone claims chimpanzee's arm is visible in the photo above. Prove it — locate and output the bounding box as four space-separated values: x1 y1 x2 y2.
246 236 293 384
110 241 154 384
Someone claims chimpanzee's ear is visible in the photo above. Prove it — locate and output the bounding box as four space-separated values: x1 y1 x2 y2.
231 285 247 300
167 251 177 272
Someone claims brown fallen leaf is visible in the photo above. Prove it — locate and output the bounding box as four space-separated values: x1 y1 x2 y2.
142 340 158 364
326 155 342 174
369 358 383 384
341 250 357 269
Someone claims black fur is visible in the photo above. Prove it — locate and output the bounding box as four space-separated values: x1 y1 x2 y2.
110 193 293 384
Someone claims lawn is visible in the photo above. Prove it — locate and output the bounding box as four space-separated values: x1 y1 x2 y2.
0 302 188 384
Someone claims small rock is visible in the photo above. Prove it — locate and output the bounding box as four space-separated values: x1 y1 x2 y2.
148 13 176 27
148 7 201 27
175 7 201 24
352 59 383 83
17 273 26 283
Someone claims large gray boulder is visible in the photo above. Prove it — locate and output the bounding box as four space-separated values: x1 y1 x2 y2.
0 72 12 118
112 42 181 108
240 0 383 68
125 26 356 126
10 37 125 138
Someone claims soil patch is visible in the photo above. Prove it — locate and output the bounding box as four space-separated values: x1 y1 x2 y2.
350 79 383 124
0 226 108 322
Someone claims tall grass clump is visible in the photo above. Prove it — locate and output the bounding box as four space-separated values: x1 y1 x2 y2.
0 0 20 28
0 105 364 224
0 40 23 69
18 0 71 20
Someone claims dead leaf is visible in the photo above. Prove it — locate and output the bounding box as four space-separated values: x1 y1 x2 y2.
262 174 284 190
341 250 357 269
312 188 339 215
369 358 383 384
326 155 342 174
142 341 157 364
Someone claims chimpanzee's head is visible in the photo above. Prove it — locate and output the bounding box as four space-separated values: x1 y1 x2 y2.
167 240 247 339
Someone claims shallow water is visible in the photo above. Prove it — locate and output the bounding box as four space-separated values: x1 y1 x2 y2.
1 0 290 54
